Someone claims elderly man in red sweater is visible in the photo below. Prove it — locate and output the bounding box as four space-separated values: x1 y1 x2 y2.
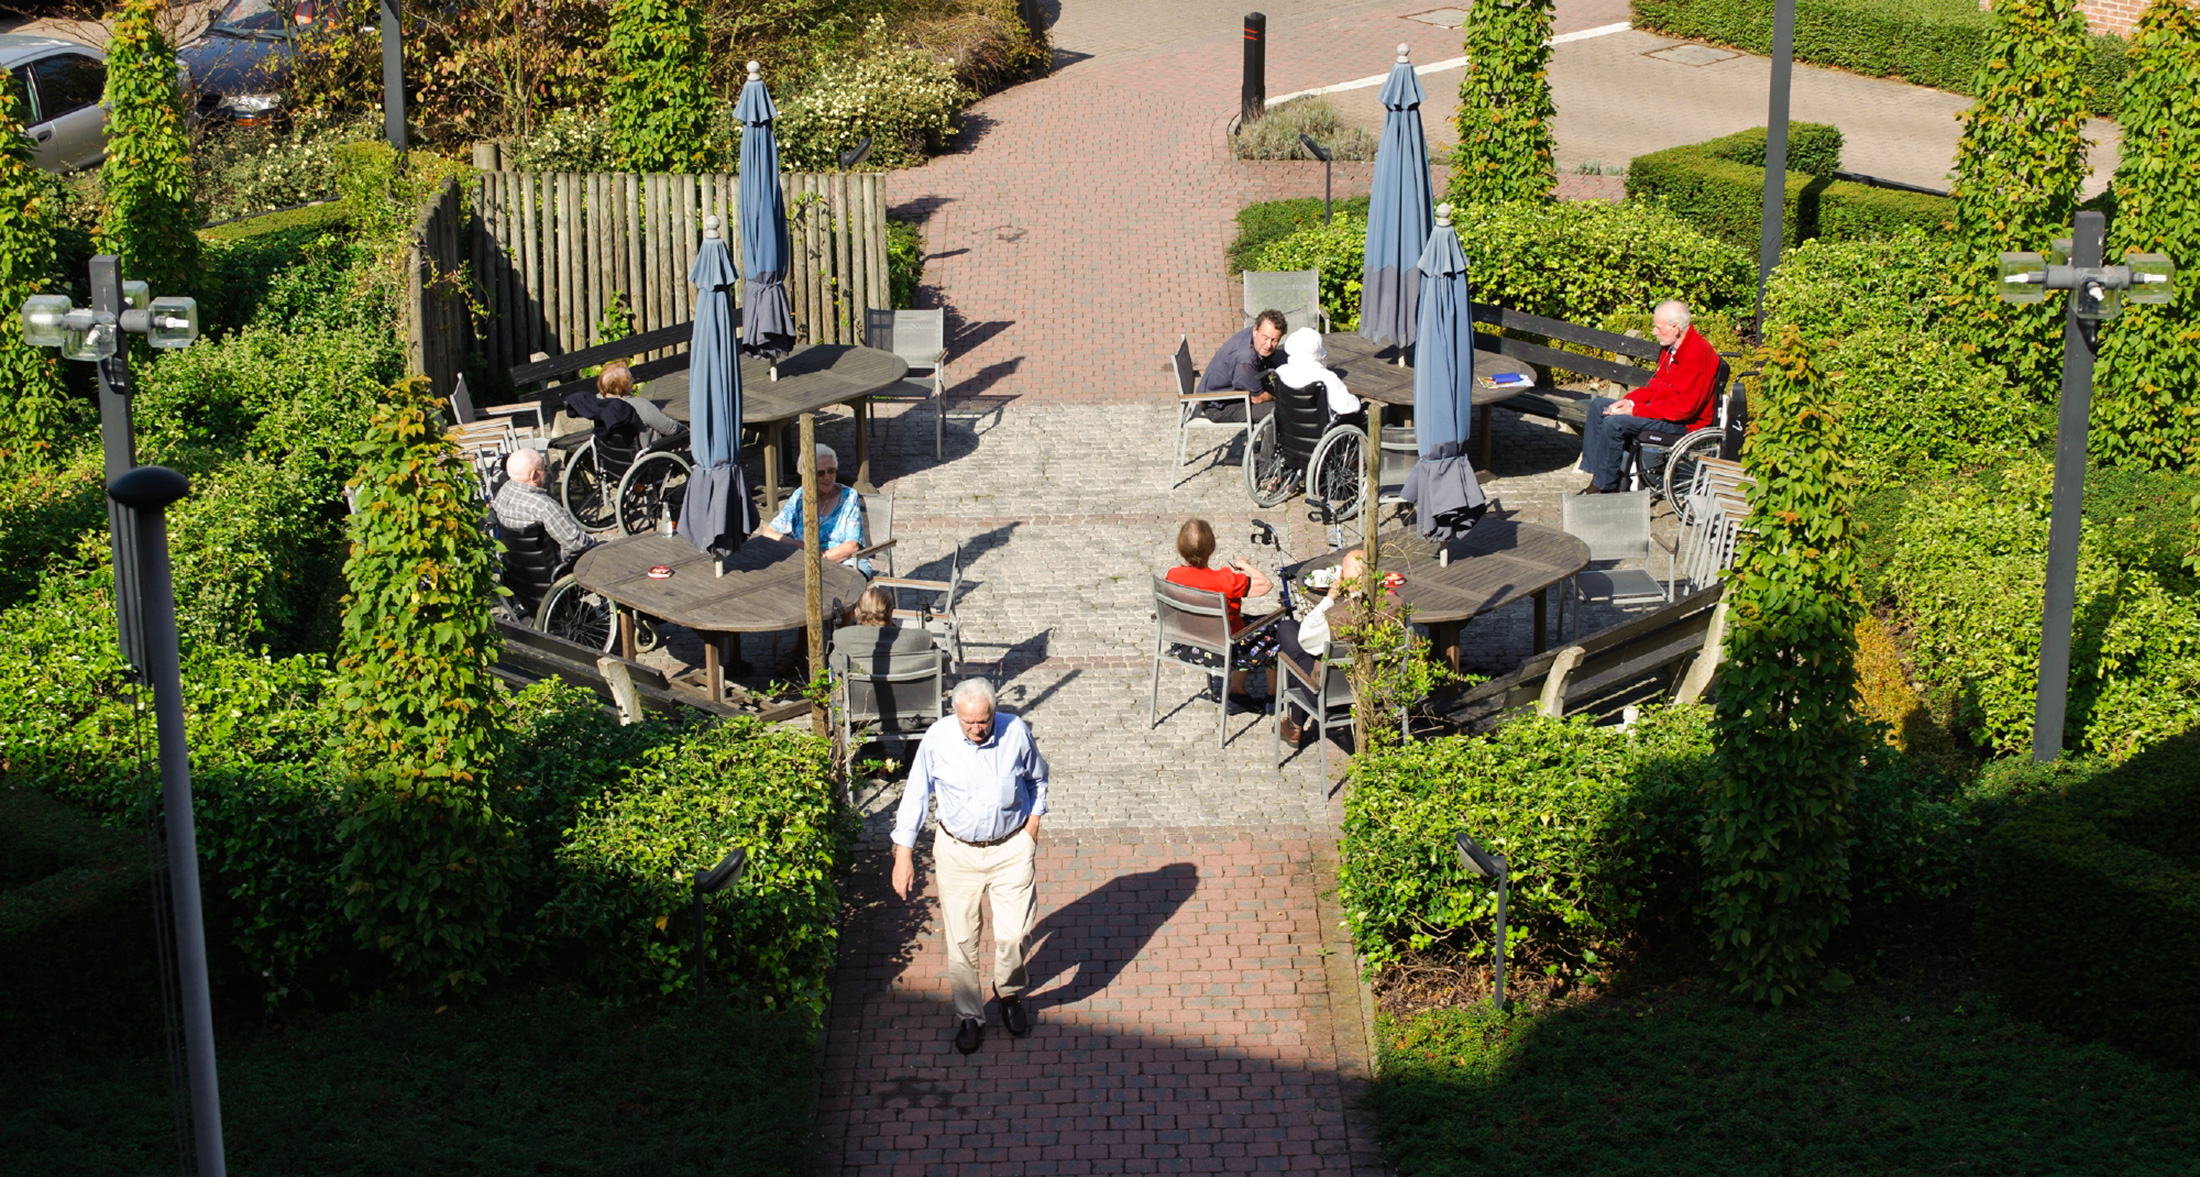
1577 300 1721 494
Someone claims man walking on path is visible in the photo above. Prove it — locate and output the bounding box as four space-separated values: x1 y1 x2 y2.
891 679 1050 1054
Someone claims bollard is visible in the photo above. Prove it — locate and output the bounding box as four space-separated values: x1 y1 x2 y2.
1242 13 1266 126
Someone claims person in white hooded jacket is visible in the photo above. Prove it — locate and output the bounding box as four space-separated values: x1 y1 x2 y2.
1273 327 1361 418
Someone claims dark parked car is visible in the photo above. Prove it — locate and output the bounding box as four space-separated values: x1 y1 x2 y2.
178 0 347 127
2 34 107 172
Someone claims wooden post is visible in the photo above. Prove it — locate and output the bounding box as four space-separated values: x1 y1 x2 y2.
799 412 827 735
1353 406 1383 755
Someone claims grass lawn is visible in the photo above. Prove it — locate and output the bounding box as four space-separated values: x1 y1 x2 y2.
1 989 817 1176
1371 982 2200 1176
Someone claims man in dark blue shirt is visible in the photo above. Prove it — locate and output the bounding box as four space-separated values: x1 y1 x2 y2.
1195 309 1288 421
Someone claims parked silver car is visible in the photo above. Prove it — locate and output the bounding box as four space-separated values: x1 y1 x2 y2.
1 34 107 172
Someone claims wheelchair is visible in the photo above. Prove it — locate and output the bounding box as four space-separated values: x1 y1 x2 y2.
492 514 617 652
1242 376 1370 523
1622 375 1748 526
552 422 695 536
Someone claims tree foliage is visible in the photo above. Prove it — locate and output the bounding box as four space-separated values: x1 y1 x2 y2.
97 0 199 296
331 376 512 995
605 0 716 172
0 76 67 461
1447 0 1557 206
1700 328 1865 1004
2091 0 2200 472
1942 0 2092 401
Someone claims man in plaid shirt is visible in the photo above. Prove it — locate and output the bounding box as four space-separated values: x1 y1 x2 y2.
494 448 595 564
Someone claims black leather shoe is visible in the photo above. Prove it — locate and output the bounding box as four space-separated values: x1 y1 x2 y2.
999 994 1031 1037
955 1017 983 1054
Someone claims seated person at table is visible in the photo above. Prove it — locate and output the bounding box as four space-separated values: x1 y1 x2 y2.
565 361 682 442
830 586 941 671
1165 518 1280 712
1577 300 1719 494
1195 309 1289 422
754 443 872 576
1272 548 1382 746
493 448 596 564
1273 327 1362 417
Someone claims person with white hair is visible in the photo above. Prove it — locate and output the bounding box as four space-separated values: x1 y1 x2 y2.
1576 299 1721 494
753 442 872 575
890 677 1052 1054
1273 326 1361 416
493 446 595 563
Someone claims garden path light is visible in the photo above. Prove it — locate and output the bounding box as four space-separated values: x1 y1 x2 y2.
693 847 748 995
1454 830 1509 1010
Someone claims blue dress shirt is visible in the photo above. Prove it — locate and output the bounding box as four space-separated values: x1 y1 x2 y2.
891 711 1050 847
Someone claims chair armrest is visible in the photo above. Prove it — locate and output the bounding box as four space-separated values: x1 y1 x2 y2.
1277 651 1321 692
548 427 594 451
1179 389 1251 403
1230 609 1287 642
852 538 899 562
1650 532 1677 556
874 574 950 593
482 400 543 418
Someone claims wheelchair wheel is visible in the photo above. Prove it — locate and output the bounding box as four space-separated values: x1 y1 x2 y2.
1306 424 1367 524
560 440 617 531
537 575 617 653
1243 415 1293 507
615 451 693 535
1661 427 1727 526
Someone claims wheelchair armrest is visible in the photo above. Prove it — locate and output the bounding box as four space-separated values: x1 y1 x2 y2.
548 427 594 451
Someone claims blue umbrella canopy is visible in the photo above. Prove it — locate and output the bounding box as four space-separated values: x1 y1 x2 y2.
1359 44 1433 349
736 60 796 357
1412 203 1474 456
677 216 756 554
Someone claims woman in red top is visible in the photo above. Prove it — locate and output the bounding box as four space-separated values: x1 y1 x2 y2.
1166 518 1279 711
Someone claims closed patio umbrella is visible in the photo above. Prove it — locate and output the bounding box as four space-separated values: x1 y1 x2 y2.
1359 44 1433 351
736 60 796 357
677 215 757 554
1401 203 1487 542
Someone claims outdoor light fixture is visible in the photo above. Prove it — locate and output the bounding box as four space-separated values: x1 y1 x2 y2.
838 136 873 171
19 288 203 365
691 847 748 994
1454 830 1509 1010
1995 212 2180 762
1299 133 1334 224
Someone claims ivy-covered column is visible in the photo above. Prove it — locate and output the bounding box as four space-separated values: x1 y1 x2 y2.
0 78 66 459
98 0 199 297
332 377 513 995
605 0 715 172
1448 0 1557 207
1699 328 1864 1003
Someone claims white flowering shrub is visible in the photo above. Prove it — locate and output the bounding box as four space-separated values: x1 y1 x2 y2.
776 17 972 171
508 106 624 173
195 115 383 224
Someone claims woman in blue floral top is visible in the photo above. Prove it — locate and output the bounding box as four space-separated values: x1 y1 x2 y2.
754 442 871 576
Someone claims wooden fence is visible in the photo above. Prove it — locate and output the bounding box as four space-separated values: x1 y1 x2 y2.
403 178 469 402
471 169 891 379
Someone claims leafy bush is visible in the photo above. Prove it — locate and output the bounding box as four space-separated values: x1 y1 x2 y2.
1631 0 2126 116
1339 708 1717 982
899 0 1051 94
1626 124 1953 249
886 216 926 308
97 0 199 296
1885 458 2200 759
0 78 67 462
1761 228 1958 340
776 19 972 171
2091 0 2200 473
193 114 385 225
545 716 850 1019
1228 194 1372 274
506 105 622 173
1252 200 1752 334
194 213 369 337
1817 325 2048 490
1701 329 1865 1003
1449 0 1557 206
606 0 715 172
1233 97 1376 162
0 787 154 1058
1976 730 2200 1069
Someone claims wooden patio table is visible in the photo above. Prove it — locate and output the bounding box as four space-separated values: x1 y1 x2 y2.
1319 333 1540 466
650 342 908 502
1289 519 1589 669
573 533 867 704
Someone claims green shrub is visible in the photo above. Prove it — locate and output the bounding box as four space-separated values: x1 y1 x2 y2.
506 105 622 173
1252 200 1753 334
1761 228 1959 340
1817 325 2048 490
0 76 67 462
1976 730 2200 1068
1701 329 1865 1003
605 0 715 172
193 114 383 225
1228 195 1372 275
776 19 972 171
886 216 925 309
545 716 850 1018
1630 0 2126 116
1233 97 1376 162
1626 124 1953 249
499 680 682 862
1449 0 1557 206
1338 707 1717 981
0 787 155 1058
97 0 199 297
2091 0 2200 473
194 214 369 337
1885 458 2200 759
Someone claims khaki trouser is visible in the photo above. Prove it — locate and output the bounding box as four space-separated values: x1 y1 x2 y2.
933 826 1038 1022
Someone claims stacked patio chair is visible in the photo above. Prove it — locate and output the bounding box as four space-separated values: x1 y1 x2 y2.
1674 457 1755 592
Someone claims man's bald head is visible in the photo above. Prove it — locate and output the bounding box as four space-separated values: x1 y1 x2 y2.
507 447 547 486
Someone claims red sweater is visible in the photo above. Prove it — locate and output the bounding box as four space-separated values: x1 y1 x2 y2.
1630 325 1720 430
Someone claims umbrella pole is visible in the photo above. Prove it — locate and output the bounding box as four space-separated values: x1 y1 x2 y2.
800 412 828 736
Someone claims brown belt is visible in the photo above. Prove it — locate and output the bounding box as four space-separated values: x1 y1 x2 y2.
938 825 1023 849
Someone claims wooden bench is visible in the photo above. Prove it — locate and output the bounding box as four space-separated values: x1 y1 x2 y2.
505 321 697 418
492 620 810 724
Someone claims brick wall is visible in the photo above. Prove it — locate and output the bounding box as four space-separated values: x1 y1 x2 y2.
2079 0 2143 36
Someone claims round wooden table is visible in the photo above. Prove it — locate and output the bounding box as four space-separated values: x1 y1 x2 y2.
649 343 909 503
573 532 868 703
1319 333 1539 466
1290 519 1589 668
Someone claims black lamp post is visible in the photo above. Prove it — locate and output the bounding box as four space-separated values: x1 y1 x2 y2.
381 0 405 150
1996 213 2177 761
1299 133 1333 224
691 847 748 993
1753 0 1797 333
838 136 874 171
1454 830 1509 1010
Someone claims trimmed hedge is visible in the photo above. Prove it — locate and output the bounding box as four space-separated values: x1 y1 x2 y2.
1976 730 2200 1069
1631 0 2126 115
1627 124 1953 249
0 787 155 1058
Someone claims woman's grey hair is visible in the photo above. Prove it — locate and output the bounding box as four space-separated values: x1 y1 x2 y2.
1653 300 1692 328
813 442 838 469
950 678 996 711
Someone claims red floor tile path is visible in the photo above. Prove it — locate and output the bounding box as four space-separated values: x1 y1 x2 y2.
813 830 1384 1175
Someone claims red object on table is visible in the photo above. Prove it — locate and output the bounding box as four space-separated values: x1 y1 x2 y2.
647 565 674 579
